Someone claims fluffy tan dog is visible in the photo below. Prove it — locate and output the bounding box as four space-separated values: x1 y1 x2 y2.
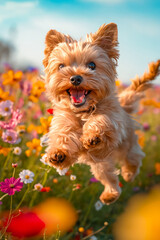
43 23 160 204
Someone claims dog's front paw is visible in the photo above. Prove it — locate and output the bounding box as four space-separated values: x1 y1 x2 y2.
100 189 120 205
47 150 67 166
82 135 101 150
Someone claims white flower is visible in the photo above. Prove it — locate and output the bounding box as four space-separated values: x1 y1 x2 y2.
56 167 69 176
0 100 13 116
34 183 43 191
40 154 49 165
90 236 98 240
19 169 34 184
40 133 49 147
95 200 104 211
70 175 76 181
13 147 22 155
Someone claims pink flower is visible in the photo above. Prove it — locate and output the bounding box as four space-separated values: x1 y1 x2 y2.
16 98 24 108
151 135 157 142
143 122 150 131
33 110 42 119
20 80 32 95
0 100 13 116
2 130 18 144
0 110 22 129
0 177 23 195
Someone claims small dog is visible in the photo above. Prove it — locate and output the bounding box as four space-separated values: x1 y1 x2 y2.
43 23 160 204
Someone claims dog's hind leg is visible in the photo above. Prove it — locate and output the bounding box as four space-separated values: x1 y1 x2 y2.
89 159 121 205
121 134 145 182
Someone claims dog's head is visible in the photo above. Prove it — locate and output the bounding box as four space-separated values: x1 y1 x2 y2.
43 23 119 112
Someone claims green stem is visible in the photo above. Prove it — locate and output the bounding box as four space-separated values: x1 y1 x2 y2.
68 190 74 202
29 168 50 208
81 225 107 240
12 168 16 178
42 168 50 186
0 193 8 201
1 152 12 180
15 184 30 211
81 195 95 227
0 196 13 239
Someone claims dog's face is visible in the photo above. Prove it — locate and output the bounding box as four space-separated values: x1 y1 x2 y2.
43 23 119 112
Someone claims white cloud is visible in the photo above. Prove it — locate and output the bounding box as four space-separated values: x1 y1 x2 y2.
81 0 142 5
12 12 95 70
83 0 124 4
0 0 38 23
4 0 38 9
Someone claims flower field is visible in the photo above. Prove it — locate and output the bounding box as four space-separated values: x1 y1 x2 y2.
0 66 160 240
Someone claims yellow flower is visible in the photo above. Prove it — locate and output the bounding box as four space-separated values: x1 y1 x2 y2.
0 146 11 156
25 138 42 157
79 227 85 233
29 80 45 102
115 79 122 87
155 163 160 175
40 116 52 134
2 70 23 86
0 88 14 102
27 124 36 133
135 130 145 148
16 125 26 134
113 187 160 240
33 198 78 235
141 99 160 108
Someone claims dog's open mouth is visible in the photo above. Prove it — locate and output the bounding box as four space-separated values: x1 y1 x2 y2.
67 88 91 107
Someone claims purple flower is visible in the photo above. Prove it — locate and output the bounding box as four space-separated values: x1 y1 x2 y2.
0 177 23 195
132 186 140 192
0 100 13 117
90 177 99 183
2 130 18 144
0 110 22 130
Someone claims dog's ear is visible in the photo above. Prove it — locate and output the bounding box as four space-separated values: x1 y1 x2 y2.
87 23 119 62
43 29 73 67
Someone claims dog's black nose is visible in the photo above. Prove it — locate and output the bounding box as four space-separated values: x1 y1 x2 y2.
70 75 83 86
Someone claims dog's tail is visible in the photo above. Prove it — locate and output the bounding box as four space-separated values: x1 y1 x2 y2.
119 59 160 114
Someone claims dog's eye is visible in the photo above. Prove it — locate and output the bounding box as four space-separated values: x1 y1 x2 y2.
87 62 96 70
59 64 65 70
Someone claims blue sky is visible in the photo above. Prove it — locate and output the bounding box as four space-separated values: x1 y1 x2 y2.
0 0 160 83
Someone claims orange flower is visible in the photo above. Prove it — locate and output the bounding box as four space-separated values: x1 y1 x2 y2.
114 188 160 240
2 70 23 86
40 187 51 192
135 130 145 148
25 138 42 157
79 227 85 233
141 99 160 108
40 116 52 134
115 79 122 87
33 198 78 235
155 163 160 175
0 146 11 156
0 88 14 102
53 178 58 184
29 80 45 102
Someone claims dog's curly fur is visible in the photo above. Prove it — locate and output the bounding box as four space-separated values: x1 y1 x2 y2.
43 23 160 204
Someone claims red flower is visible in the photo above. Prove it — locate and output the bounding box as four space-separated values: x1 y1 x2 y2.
47 109 54 114
40 187 51 192
119 182 123 188
4 211 45 238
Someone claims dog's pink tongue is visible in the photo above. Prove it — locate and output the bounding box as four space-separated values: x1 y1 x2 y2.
69 89 85 103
